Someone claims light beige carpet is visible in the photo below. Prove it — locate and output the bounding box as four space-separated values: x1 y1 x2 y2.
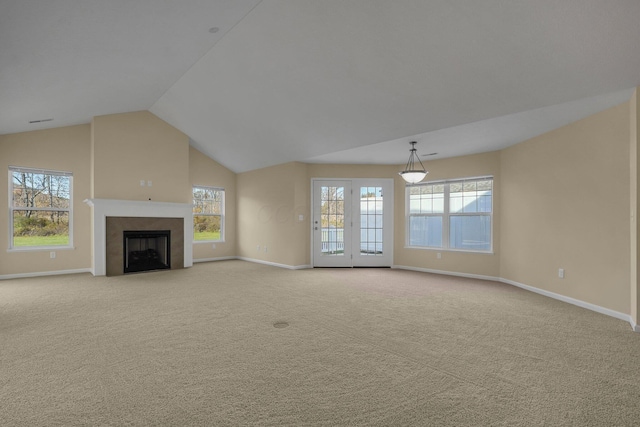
1 260 640 426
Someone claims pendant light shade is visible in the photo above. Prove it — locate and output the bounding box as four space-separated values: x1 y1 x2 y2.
399 141 427 184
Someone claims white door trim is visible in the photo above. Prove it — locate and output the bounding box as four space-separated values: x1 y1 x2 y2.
311 178 394 267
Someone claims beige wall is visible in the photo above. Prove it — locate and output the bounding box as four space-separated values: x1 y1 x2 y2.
501 102 630 314
307 163 399 180
0 125 92 276
237 162 309 267
92 111 190 203
392 152 502 277
190 146 237 260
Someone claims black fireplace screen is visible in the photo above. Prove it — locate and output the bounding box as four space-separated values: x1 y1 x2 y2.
123 230 170 274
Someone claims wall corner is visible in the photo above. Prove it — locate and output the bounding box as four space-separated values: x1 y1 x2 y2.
631 87 639 326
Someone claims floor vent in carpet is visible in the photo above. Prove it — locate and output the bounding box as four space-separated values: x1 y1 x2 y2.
273 321 289 328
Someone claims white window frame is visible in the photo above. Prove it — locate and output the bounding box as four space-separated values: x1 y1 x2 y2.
192 186 225 243
405 176 493 253
8 166 74 251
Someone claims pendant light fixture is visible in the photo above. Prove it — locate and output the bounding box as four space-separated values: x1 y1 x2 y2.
399 141 427 184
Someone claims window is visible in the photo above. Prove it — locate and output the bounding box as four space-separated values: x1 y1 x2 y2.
407 177 492 252
9 167 73 249
193 186 224 242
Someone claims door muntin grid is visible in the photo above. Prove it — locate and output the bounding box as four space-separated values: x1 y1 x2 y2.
320 186 345 256
359 186 383 256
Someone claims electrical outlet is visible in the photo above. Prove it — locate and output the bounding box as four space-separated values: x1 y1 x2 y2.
264 246 268 253
147 180 152 187
256 245 260 251
211 243 216 249
437 252 442 259
140 180 145 186
50 251 56 259
558 268 565 279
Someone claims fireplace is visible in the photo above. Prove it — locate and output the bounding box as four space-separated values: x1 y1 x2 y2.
123 230 171 274
104 216 183 276
84 199 193 277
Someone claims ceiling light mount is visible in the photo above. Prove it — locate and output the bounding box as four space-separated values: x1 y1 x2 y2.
399 141 428 184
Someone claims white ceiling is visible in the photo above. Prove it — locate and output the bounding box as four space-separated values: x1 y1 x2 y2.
2 1 640 173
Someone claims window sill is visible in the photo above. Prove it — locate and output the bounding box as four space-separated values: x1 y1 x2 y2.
8 245 75 252
404 246 494 255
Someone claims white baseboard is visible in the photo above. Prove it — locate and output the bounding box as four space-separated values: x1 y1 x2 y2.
393 264 636 332
193 256 237 264
392 264 500 282
0 268 92 281
237 257 312 270
500 277 633 326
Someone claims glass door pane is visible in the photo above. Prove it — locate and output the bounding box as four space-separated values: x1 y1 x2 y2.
359 186 383 256
320 185 345 257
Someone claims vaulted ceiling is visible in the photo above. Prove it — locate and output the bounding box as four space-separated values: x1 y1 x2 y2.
2 1 640 173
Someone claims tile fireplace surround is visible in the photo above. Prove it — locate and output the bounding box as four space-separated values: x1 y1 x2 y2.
84 199 193 276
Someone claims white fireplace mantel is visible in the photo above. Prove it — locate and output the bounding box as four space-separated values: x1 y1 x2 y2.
84 198 193 276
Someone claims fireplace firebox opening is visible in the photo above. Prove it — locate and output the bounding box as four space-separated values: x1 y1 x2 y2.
123 230 171 274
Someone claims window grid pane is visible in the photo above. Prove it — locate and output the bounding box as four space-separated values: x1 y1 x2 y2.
450 215 491 251
12 210 70 247
409 215 443 247
408 183 444 214
360 186 383 255
11 171 71 209
193 215 222 241
321 186 345 256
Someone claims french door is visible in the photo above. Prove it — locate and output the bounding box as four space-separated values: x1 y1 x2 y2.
312 179 393 267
